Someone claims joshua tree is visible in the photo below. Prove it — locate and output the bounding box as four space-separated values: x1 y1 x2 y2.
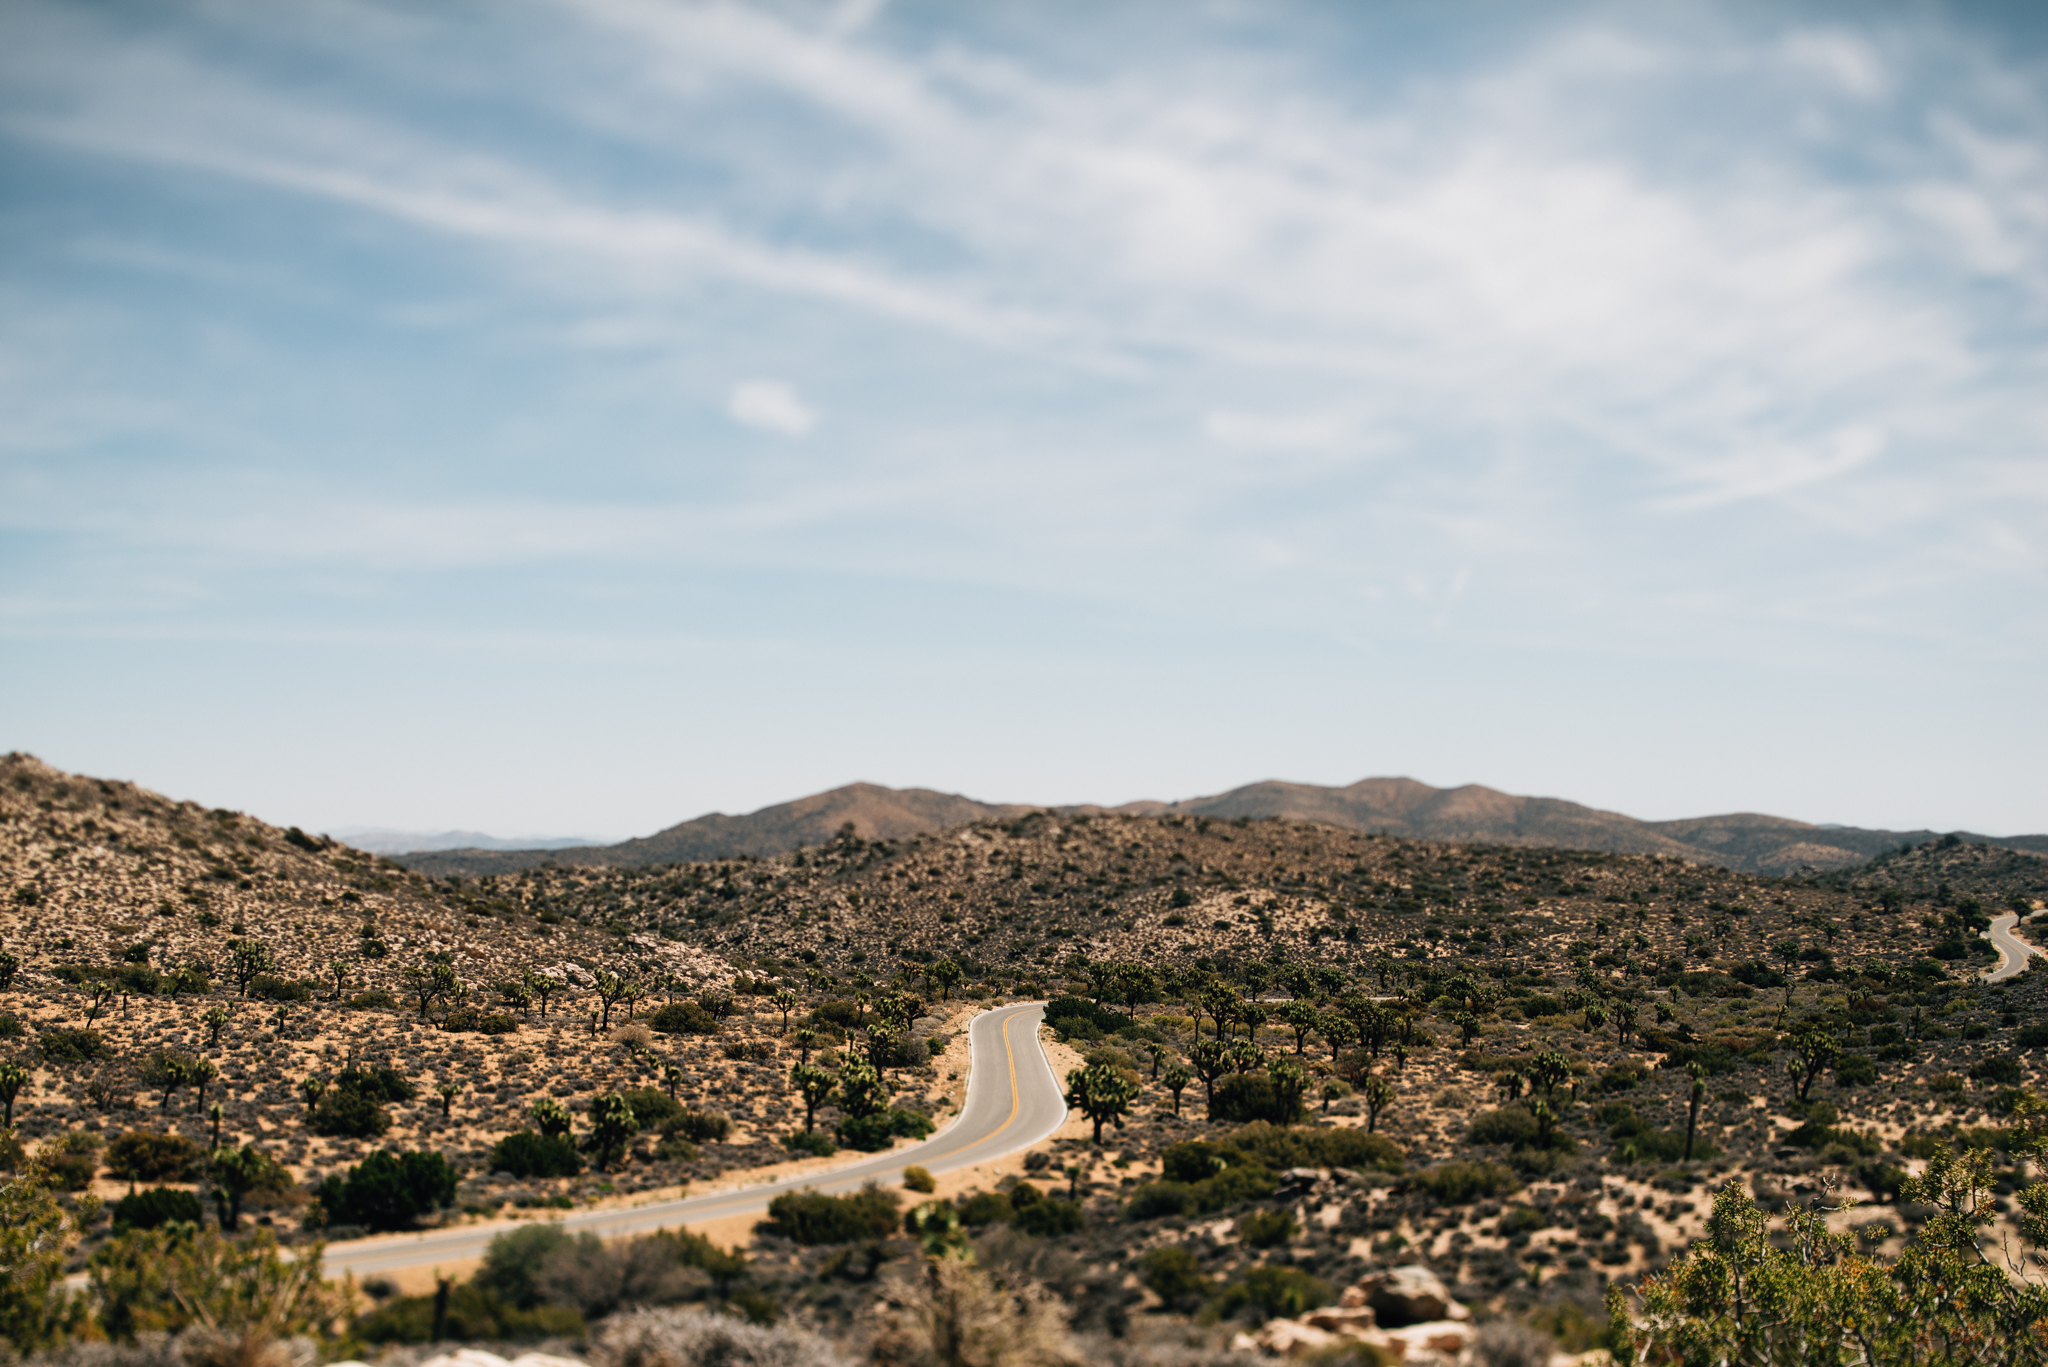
1143 1041 1167 1080
225 940 272 998
790 1061 836 1133
524 969 560 1021
772 990 798 1034
438 1083 461 1118
1790 1031 1840 1103
1065 1062 1139 1145
662 1064 684 1103
1279 1000 1321 1054
211 1145 267 1232
1188 1039 1229 1110
499 978 535 1019
0 1061 27 1128
188 1059 217 1113
203 1006 231 1048
1613 999 1640 1048
299 1076 327 1113
1162 1063 1192 1116
401 962 461 1021
1531 1050 1572 1100
792 1027 818 1064
1266 1058 1309 1120
1361 1074 1394 1133
208 1101 223 1150
329 957 353 1003
531 1097 573 1140
0 951 18 992
930 959 966 1002
1684 1062 1708 1161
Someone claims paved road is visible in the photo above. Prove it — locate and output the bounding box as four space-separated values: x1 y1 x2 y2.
322 1001 1063 1282
1983 913 2043 983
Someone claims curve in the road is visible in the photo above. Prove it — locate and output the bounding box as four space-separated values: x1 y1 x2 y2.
1982 913 2043 983
324 1000 1064 1282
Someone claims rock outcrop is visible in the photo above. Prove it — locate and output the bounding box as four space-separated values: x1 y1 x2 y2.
1233 1266 1474 1364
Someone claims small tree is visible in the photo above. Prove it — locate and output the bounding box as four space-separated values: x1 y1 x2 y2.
1065 1063 1139 1145
1789 1030 1839 1103
792 1027 818 1063
1279 1000 1321 1054
437 1083 461 1118
772 989 799 1033
1162 1063 1192 1117
1684 1062 1707 1161
1361 1074 1393 1133
209 1144 269 1232
1530 1050 1571 1100
0 1061 27 1127
329 957 353 1003
931 959 965 1002
524 969 560 1021
1188 1038 1229 1110
790 1061 836 1133
531 1097 572 1139
591 969 632 1030
400 962 460 1021
203 1006 230 1047
589 1093 640 1172
225 941 272 998
662 1064 684 1103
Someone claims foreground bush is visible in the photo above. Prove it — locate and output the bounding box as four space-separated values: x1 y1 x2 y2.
1615 1148 2048 1366
758 1184 898 1244
1214 1266 1333 1323
110 1186 204 1232
593 1307 845 1367
837 1109 934 1152
103 1130 203 1184
88 1225 344 1345
355 1282 584 1344
1406 1161 1519 1204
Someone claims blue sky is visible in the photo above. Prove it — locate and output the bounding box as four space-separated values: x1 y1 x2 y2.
2 0 2044 839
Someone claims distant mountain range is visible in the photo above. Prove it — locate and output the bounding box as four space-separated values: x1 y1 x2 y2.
334 829 602 856
387 777 2048 879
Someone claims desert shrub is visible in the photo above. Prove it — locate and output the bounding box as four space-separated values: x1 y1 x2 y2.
39 1028 111 1065
2017 1022 2048 1049
355 1282 584 1343
954 1191 1016 1227
44 1131 100 1190
491 1130 584 1179
316 1148 457 1232
759 1184 898 1245
1599 1062 1645 1093
442 1007 520 1034
1472 1319 1558 1367
1013 1197 1082 1237
536 1231 713 1319
649 1001 721 1036
476 1222 579 1308
1162 1141 1232 1183
104 1129 203 1183
1219 1122 1405 1174
1408 1161 1520 1204
1215 1266 1332 1323
1239 1208 1296 1248
837 1108 934 1152
1124 1181 1197 1220
349 990 397 1010
784 1130 835 1158
311 1087 391 1140
1469 1107 1539 1146
247 975 313 1003
672 1109 733 1144
902 1165 936 1194
1141 1246 1211 1311
591 1307 846 1367
1835 1054 1879 1088
1969 1054 2024 1088
0 1013 21 1038
1044 997 1122 1034
1209 1072 1304 1125
811 1000 863 1029
110 1186 204 1232
655 1135 700 1162
334 1066 415 1102
1615 1129 1718 1162
623 1088 685 1130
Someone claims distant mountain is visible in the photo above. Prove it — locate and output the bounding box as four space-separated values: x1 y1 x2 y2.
333 829 601 855
389 776 2048 879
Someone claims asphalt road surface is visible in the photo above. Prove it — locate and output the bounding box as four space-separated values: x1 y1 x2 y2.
322 1001 1064 1283
1983 913 2043 983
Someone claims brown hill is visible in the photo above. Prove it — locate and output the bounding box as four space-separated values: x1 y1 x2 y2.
395 776 2048 879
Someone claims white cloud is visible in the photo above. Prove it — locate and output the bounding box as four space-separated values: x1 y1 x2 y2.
1203 410 1349 451
727 379 816 436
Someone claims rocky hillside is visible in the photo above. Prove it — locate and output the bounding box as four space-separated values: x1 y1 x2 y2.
394 776 2048 879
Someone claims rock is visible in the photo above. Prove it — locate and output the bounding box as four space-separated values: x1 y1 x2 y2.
1281 1166 1329 1188
1302 1304 1378 1335
1357 1264 1469 1326
1373 1321 1474 1362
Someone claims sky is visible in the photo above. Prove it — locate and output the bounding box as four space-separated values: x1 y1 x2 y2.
2 0 2045 841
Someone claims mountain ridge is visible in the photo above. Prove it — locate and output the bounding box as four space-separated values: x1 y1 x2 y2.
391 776 2048 879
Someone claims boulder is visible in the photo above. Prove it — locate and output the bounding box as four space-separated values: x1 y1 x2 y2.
1357 1264 1468 1327
1372 1321 1474 1362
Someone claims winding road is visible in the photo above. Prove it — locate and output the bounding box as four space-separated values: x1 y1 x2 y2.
1983 913 2043 983
321 1001 1064 1282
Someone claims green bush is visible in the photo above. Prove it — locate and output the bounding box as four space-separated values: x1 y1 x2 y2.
1969 1055 2024 1088
316 1149 457 1232
1014 1197 1082 1237
111 1187 204 1232
248 975 313 1003
758 1183 898 1244
38 1028 111 1064
474 1222 575 1309
1215 1266 1333 1323
441 1007 520 1034
1208 1073 1304 1125
1835 1054 1879 1087
1239 1208 1296 1248
2017 1022 2048 1049
654 1135 700 1162
672 1109 733 1144
490 1130 583 1179
334 1066 415 1102
349 990 397 1010
354 1283 584 1344
837 1108 934 1152
1468 1107 1539 1146
649 1001 721 1035
1125 1181 1197 1219
784 1130 835 1157
104 1130 202 1183
311 1087 391 1140
621 1088 684 1130
1141 1246 1210 1311
1407 1161 1519 1204
0 1013 22 1038
954 1191 1016 1226
1161 1141 1232 1183
1217 1122 1404 1174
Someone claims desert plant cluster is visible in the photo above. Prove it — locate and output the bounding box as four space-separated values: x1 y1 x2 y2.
6 749 2048 1365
